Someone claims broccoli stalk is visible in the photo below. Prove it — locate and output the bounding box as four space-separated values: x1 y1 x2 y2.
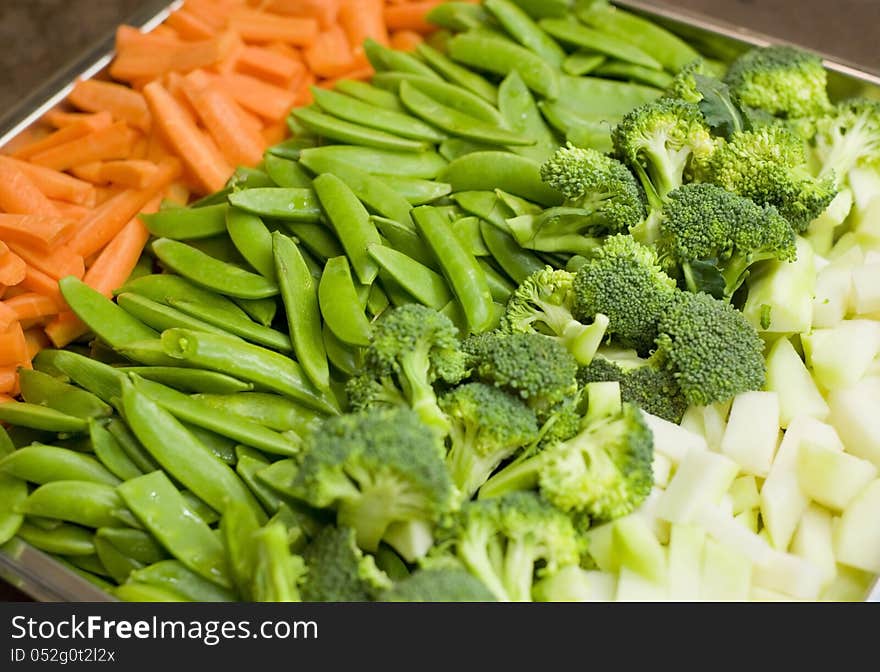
813 99 880 197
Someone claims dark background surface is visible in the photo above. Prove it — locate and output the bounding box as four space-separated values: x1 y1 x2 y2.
0 0 878 601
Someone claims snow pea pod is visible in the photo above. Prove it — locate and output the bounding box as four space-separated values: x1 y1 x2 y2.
0 473 26 545
183 424 237 466
439 138 494 162
539 18 662 70
318 256 372 347
228 187 321 223
194 393 323 438
273 232 329 392
478 258 517 302
151 238 279 300
292 107 431 153
96 527 167 565
557 75 662 117
367 281 390 319
371 73 504 126
265 137 318 161
17 521 95 556
367 244 454 311
106 419 160 475
95 536 143 584
264 154 312 189
89 419 142 482
441 152 563 206
18 369 112 420
593 61 675 89
117 274 251 320
426 2 494 31
115 582 188 602
235 447 283 514
0 444 119 486
507 0 568 19
252 521 305 602
166 298 292 352
334 79 406 111
450 191 511 231
285 222 345 261
63 553 111 579
33 350 124 405
221 500 260 600
227 166 274 190
447 33 560 100
485 0 566 66
480 220 546 284
20 481 128 529
140 204 229 240
452 217 491 257
299 146 447 179
131 560 237 602
363 38 441 79
117 338 188 367
563 51 606 76
226 207 276 280
0 426 12 457
159 329 338 415
380 176 452 206
113 367 252 395
415 42 498 103
118 471 232 588
498 71 560 164
232 297 277 327
0 402 88 433
323 323 364 378
116 292 233 338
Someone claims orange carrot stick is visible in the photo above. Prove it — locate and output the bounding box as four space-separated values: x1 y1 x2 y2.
3 293 61 322
0 302 16 332
0 159 61 216
228 10 319 46
96 160 162 189
70 162 108 184
166 8 217 41
263 0 340 29
44 111 108 129
29 122 137 171
339 0 389 65
0 244 27 287
303 26 358 79
0 368 17 395
0 158 97 207
390 29 425 52
23 328 50 361
9 243 84 281
111 27 235 80
68 79 152 132
0 215 77 251
44 311 88 349
236 46 306 86
18 266 61 304
0 323 27 366
384 1 446 34
218 72 298 121
11 112 114 160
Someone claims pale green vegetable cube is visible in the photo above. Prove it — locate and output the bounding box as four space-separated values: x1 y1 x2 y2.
615 567 667 602
791 504 837 588
796 441 877 511
833 479 880 574
802 320 880 392
827 377 880 467
612 515 666 583
764 336 829 427
657 448 739 524
752 550 824 600
667 524 704 601
729 476 760 515
744 236 815 335
700 539 752 601
720 391 780 477
851 264 880 315
640 411 706 464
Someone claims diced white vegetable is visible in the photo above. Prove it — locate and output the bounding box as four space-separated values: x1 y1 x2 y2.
851 264 880 315
652 452 672 489
612 515 666 583
812 259 857 328
639 411 707 464
729 475 761 515
752 550 824 600
827 377 880 467
849 165 880 214
743 236 815 335
532 567 616 602
657 448 739 524
700 539 752 601
764 336 830 427
802 320 880 391
635 487 670 545
701 401 731 452
720 391 780 477
667 524 705 601
734 509 759 533
678 405 705 437
584 523 615 572
796 441 878 511
833 479 880 574
791 504 837 588
615 567 668 602
854 195 880 249
819 565 875 602
694 505 774 566
750 587 803 602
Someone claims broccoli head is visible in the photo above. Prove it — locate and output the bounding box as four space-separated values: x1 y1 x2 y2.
364 304 468 432
344 373 406 413
572 234 677 354
724 45 830 119
813 98 880 188
656 290 766 407
300 525 392 602
380 567 498 602
440 382 539 499
499 266 609 365
289 407 457 552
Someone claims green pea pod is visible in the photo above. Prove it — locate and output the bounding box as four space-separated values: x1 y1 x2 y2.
95 536 143 584
17 521 95 556
59 276 156 350
451 217 491 257
226 207 276 280
426 2 494 31
264 154 313 188
485 0 566 66
166 298 292 353
0 402 88 433
312 173 382 285
130 560 238 602
96 527 167 565
106 419 160 475
151 238 279 300
292 107 430 153
379 271 416 308
299 152 412 226
285 222 344 261
449 192 504 231
115 582 188 602
189 187 232 209
184 424 237 465
0 426 13 458
0 444 119 486
539 17 662 70
227 166 275 190
440 299 470 336
117 274 251 321
19 481 128 529
380 176 452 206
194 393 322 438
117 471 231 588
233 297 278 328
0 473 27 545
593 61 675 89
63 553 111 578
255 459 300 499
252 521 306 602
220 500 260 600
273 232 329 392
235 447 282 514
299 146 447 180
318 256 372 347
113 367 253 395
366 282 390 319
480 220 546 284
116 339 182 367
557 74 661 117
333 79 406 111
367 244 454 311
411 206 494 334
121 379 267 523
89 420 142 481
116 292 233 338
228 187 321 223
376 209 440 262
322 323 364 378
363 38 441 79
131 375 299 458
447 33 560 100
184 234 250 266
563 51 607 76
159 328 338 415
415 43 498 104
507 0 568 18
265 136 317 160
140 204 229 240
539 99 615 134
180 491 220 526
441 152 563 206
371 73 505 126
439 138 494 162
498 70 560 163
18 369 112 420
53 557 116 592
478 258 517 303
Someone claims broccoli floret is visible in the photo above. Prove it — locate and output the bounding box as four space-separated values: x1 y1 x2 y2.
500 266 609 365
289 407 457 551
439 382 539 499
724 45 830 119
702 125 838 232
380 567 498 602
480 402 654 523
300 525 392 602
658 183 797 299
364 304 468 432
572 234 677 354
344 374 406 413
465 332 579 419
656 290 766 407
667 60 709 104
813 99 880 190
432 492 581 602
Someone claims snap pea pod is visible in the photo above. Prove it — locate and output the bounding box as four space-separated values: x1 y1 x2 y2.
414 43 498 103
96 527 167 565
298 152 413 225
115 582 188 602
439 138 494 162
367 281 390 318
507 0 569 19
539 100 618 134
285 222 345 261
118 274 251 321
538 17 662 70
0 444 119 486
254 459 300 499
593 61 675 89
220 500 260 600
232 297 278 328
426 1 494 31
371 73 505 126
557 74 662 117
265 136 318 161
318 256 372 347
163 298 292 352
539 102 614 153
447 33 560 100
0 473 26 545
252 521 305 602
333 79 406 111
117 471 232 588
17 521 95 556
106 419 160 475
478 258 517 302
131 560 237 602
63 553 111 578
380 176 452 206
235 447 283 514
19 481 129 529
59 276 157 350
480 219 547 284
323 323 364 378
0 426 13 457
18 369 112 420
194 393 323 438
379 271 416 308
299 146 447 180
114 367 252 395
563 51 607 76
53 557 116 591
183 424 237 466
412 206 494 334
374 217 440 267
292 107 431 153
0 402 88 433
116 292 233 338
152 238 279 300
226 207 276 280
312 173 382 285
178 491 219 527
450 191 511 230
228 187 321 223
363 37 441 80
485 0 566 66
33 350 123 405
95 536 143 584
439 299 470 337
263 154 313 188
227 166 275 190
184 234 250 266
452 217 491 257
131 375 300 458
139 204 229 240
159 329 339 415
367 244 454 311
497 70 560 164
117 339 184 368
89 420 142 482
445 152 563 207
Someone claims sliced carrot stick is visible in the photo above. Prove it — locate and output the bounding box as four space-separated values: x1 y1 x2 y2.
304 25 358 79
1 157 97 207
165 8 217 41
165 181 191 206
0 243 27 287
183 0 234 30
0 159 61 216
48 201 92 222
384 1 445 34
0 323 27 366
318 66 375 90
96 160 162 189
390 29 425 52
30 122 137 171
293 70 317 106
9 243 84 281
23 328 51 361
3 293 61 322
68 79 152 132
261 122 288 146
236 46 306 86
44 110 108 129
143 81 230 193
11 111 113 159
44 311 88 349
0 214 77 251
263 0 340 30
111 27 235 80
218 72 298 121
339 0 389 65
70 162 108 184
0 368 17 395
228 10 319 46
18 266 61 305
0 302 16 332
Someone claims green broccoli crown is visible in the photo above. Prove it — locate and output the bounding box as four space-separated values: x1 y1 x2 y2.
814 98 880 184
535 395 585 450
537 403 654 522
300 525 392 602
667 59 708 104
466 332 579 417
704 125 838 231
724 45 830 118
572 234 677 354
656 290 766 407
291 407 457 551
345 374 406 413
611 97 716 208
380 567 498 602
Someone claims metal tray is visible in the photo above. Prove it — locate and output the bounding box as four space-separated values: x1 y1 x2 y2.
0 0 878 602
